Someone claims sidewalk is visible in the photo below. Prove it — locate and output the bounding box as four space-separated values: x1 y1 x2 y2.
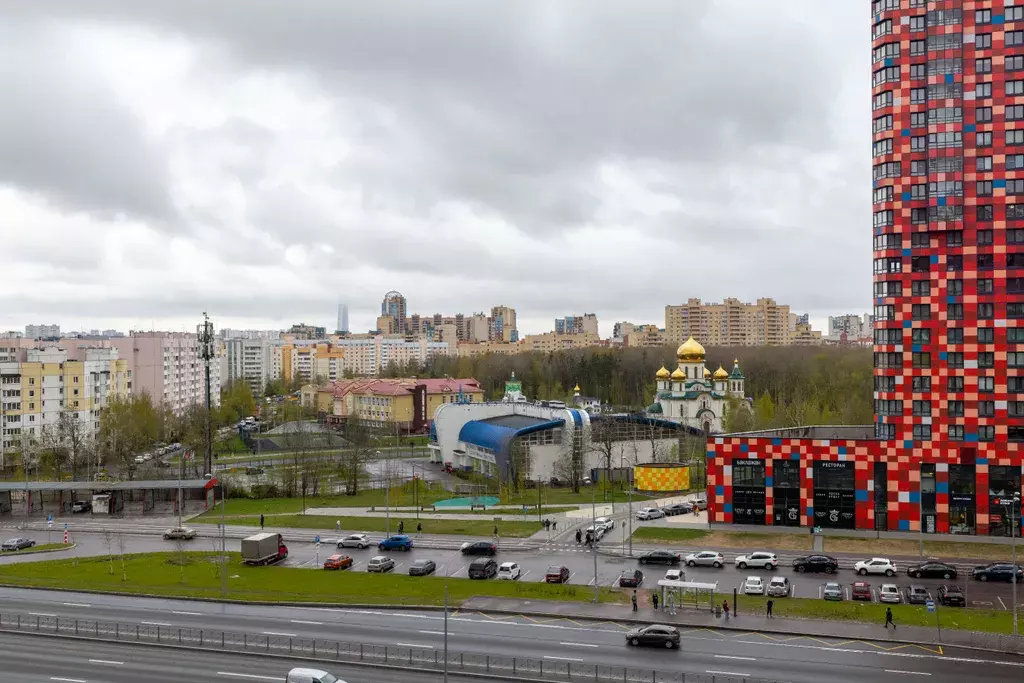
460 596 1024 656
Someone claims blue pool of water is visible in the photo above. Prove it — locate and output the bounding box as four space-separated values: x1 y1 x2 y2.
434 496 500 507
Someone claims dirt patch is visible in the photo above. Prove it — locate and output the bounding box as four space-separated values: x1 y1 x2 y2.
825 537 1017 561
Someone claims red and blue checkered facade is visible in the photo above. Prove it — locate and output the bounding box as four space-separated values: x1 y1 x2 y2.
706 1 1024 535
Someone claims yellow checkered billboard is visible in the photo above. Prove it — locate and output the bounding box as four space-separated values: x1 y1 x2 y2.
634 464 690 492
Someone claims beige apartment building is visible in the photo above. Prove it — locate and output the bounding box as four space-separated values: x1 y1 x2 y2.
519 331 601 353
665 298 793 347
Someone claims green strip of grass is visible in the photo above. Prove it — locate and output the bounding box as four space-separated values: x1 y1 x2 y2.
224 515 543 538
631 528 711 543
0 552 621 606
1 543 74 555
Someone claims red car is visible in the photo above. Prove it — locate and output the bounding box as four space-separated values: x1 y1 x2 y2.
851 581 872 601
618 569 643 588
324 554 354 570
545 565 570 583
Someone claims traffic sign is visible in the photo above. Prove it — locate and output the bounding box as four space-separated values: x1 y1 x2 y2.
47 515 52 529
926 599 935 612
314 535 320 544
64 523 68 531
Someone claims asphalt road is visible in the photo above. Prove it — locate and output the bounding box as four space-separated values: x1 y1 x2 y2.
0 587 1023 683
0 630 466 683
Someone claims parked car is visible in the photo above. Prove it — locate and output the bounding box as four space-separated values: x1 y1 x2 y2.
0 538 34 551
468 557 498 579
766 576 791 597
743 576 765 595
366 556 395 573
854 557 897 577
684 551 724 568
638 550 682 566
497 561 522 580
851 581 872 601
337 534 370 549
545 565 570 583
822 582 844 601
323 554 353 570
636 507 665 521
662 503 693 516
378 535 413 551
71 500 92 513
408 559 436 576
461 541 497 556
907 560 957 580
735 552 778 570
584 524 607 540
691 498 708 511
972 563 1024 583
285 667 341 683
162 527 197 541
879 583 901 604
618 569 644 587
793 555 839 574
905 585 931 605
625 624 680 649
664 568 685 582
594 517 614 531
938 584 966 607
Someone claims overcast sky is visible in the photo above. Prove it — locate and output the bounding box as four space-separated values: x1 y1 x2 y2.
0 0 867 337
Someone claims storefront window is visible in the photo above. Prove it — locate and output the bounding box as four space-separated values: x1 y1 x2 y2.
874 461 889 531
813 461 856 529
988 465 1022 537
921 463 936 534
732 459 766 525
772 459 801 526
949 464 976 535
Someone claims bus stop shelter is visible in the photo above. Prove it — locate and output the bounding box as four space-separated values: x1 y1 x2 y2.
657 579 719 612
0 479 219 516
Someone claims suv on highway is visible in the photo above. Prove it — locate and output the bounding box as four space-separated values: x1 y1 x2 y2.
468 557 498 579
378 535 413 551
854 557 896 576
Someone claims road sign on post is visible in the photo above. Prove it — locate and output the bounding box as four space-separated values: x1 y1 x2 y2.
926 599 935 612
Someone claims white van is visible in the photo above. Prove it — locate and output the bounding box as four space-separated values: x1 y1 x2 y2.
286 668 343 683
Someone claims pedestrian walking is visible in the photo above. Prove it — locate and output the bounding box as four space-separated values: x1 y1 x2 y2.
544 519 550 531
260 514 264 530
652 592 659 611
398 521 404 534
416 522 422 534
335 519 340 532
493 524 499 538
575 529 582 544
766 599 774 618
631 591 638 612
885 607 896 629
552 520 557 531
723 600 730 620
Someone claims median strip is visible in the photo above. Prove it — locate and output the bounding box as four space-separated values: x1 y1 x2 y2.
262 631 297 637
885 670 932 676
560 641 600 648
396 642 434 649
544 655 584 662
706 671 751 678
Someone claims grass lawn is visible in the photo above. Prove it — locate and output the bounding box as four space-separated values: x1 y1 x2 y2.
0 552 621 606
220 515 541 537
195 482 450 518
1 543 74 555
632 528 814 551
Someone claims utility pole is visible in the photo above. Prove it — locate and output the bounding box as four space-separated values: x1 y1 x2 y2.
197 312 215 478
591 481 599 603
1009 492 1021 636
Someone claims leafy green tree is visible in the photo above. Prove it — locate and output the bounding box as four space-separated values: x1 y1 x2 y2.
98 394 160 479
754 392 776 428
219 381 256 425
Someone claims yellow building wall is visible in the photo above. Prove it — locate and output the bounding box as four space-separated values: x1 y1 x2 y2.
634 465 690 492
19 363 42 415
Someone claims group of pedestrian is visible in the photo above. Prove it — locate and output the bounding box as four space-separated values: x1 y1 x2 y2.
542 519 558 532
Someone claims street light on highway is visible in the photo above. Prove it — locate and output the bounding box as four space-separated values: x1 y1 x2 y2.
999 491 1021 636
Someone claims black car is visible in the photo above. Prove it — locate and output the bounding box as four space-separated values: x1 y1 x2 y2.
662 503 693 516
626 625 680 649
905 584 931 605
793 555 839 574
937 584 966 607
619 569 644 587
638 550 682 566
972 563 1024 583
907 561 957 580
408 559 436 576
468 557 498 579
461 541 497 556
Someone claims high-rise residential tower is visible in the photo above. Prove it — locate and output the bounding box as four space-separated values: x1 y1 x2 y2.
381 291 407 334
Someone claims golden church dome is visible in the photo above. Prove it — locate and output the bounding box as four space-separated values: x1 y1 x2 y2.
676 336 706 362
670 367 685 380
703 367 712 379
713 365 729 380
655 366 670 379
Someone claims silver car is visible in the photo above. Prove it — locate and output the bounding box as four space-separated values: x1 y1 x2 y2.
766 576 790 597
636 508 665 520
684 551 724 568
367 556 394 573
337 534 370 549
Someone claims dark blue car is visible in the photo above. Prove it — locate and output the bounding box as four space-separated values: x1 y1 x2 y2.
378 535 413 551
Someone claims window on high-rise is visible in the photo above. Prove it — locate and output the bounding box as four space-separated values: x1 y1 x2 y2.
978 131 993 147
978 278 995 295
1010 427 1024 443
947 255 963 271
873 43 901 63
875 375 897 392
929 83 963 99
911 280 931 297
948 280 964 296
910 111 926 128
912 400 931 417
979 425 995 442
977 106 993 123
1009 205 1024 220
976 8 992 23
978 205 994 220
911 255 930 272
948 401 965 417
928 34 962 51
876 423 896 440
929 131 962 148
911 160 927 176
913 352 931 369
875 328 901 344
978 254 994 269
1009 81 1024 97
1009 55 1024 73
1011 351 1024 367
1010 303 1024 318
912 376 932 392
874 209 894 227
977 82 993 99
875 280 901 297
978 180 994 196
979 400 996 417
1008 6 1024 21
948 376 965 392
977 33 993 49
873 19 893 39
976 57 993 74
1010 253 1024 268
979 351 996 368
911 136 926 152
979 305 995 322
1008 30 1024 47
978 230 993 245
977 156 993 172
979 376 995 393
874 304 895 320
874 232 899 249
908 15 925 32
947 352 964 368
911 232 930 248
1008 130 1024 146
930 180 963 197
949 425 965 441
1013 230 1024 244
874 186 894 204
913 424 932 440
1009 105 1024 122
873 114 894 133
946 232 964 247
910 39 926 56
978 327 995 344
1012 402 1024 417
911 185 927 200
912 304 931 321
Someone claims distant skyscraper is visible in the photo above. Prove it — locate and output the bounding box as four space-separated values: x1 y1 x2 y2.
337 303 349 334
382 291 407 334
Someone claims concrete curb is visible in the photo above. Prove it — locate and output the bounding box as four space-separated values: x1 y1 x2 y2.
1 544 77 557
0 582 1013 655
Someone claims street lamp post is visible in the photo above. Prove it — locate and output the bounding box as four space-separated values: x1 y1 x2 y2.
591 481 599 603
1006 492 1021 637
221 479 227 599
378 450 390 536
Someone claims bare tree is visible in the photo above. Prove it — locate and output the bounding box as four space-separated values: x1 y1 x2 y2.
587 419 617 496
57 410 90 480
175 538 187 583
337 420 375 497
117 533 128 582
103 530 115 575
552 424 584 493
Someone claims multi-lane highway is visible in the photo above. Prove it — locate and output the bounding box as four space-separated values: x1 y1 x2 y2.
1 587 1023 682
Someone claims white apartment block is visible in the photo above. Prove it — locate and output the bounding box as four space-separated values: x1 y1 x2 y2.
828 313 874 338
332 336 451 376
225 338 282 395
24 324 61 339
109 332 222 415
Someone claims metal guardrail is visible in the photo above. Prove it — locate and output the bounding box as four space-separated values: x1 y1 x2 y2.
0 611 787 683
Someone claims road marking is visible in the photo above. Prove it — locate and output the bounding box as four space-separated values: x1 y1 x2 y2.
262 631 297 637
884 670 931 676
397 642 434 649
290 620 323 625
545 655 584 662
51 678 87 683
172 611 202 616
217 673 281 681
62 602 91 607
419 630 446 635
141 621 172 626
89 659 123 665
560 641 600 648
998 596 1008 610
715 655 756 661
29 612 57 617
706 671 750 678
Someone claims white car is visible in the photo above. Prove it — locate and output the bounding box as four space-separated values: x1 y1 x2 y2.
337 534 370 549
743 576 765 595
767 576 791 597
636 507 665 520
585 524 606 540
684 551 724 568
664 568 685 582
855 557 897 577
497 561 521 580
594 517 614 531
879 583 901 603
734 552 778 570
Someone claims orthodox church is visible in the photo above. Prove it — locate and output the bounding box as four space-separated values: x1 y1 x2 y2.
646 337 751 433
